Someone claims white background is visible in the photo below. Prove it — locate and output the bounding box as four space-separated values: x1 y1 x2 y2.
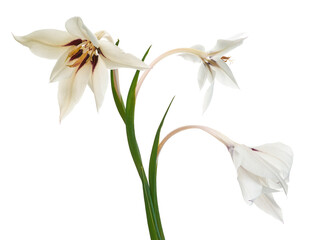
1 0 319 239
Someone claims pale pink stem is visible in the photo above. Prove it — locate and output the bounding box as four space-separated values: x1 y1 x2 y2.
112 69 122 100
158 125 235 155
135 48 205 97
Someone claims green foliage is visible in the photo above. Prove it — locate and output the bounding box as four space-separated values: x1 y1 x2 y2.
125 46 162 240
149 97 175 240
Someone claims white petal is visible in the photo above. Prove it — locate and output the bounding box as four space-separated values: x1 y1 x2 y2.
256 152 291 181
58 64 90 120
233 145 289 194
65 17 99 47
237 167 263 204
197 63 208 89
99 40 149 70
207 66 216 84
264 178 288 193
50 48 74 82
214 60 239 88
202 83 214 113
51 65 75 84
209 36 246 58
100 57 128 69
95 31 114 43
258 177 281 191
253 193 283 222
13 30 75 59
262 186 280 194
191 44 206 52
255 143 293 179
91 57 109 111
232 145 279 181
180 45 205 63
229 145 242 169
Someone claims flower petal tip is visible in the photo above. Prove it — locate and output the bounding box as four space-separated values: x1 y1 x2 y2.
234 82 240 89
275 211 284 223
228 33 248 42
140 62 150 70
59 106 69 122
95 104 101 113
202 103 210 114
65 16 100 48
59 113 65 123
134 61 150 70
202 108 207 115
12 34 24 44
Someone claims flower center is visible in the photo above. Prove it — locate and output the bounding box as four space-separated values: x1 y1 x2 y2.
65 39 100 71
204 55 231 66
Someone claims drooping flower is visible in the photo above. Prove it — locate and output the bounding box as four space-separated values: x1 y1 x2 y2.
14 17 148 120
181 36 246 112
158 125 293 222
228 142 293 222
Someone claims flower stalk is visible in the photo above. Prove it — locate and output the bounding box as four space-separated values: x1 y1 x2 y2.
136 48 206 96
157 125 293 222
158 125 235 153
111 45 165 239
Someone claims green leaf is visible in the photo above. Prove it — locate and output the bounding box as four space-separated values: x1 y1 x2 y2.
125 46 162 240
125 45 151 179
148 97 175 240
143 182 160 240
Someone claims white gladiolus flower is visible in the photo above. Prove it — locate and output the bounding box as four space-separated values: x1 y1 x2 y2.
159 125 293 222
181 36 245 112
228 142 293 222
14 16 148 120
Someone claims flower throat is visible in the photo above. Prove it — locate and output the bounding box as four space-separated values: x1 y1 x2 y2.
64 39 100 71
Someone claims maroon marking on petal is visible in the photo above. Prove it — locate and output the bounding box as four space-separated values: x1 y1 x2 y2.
251 148 259 152
64 39 83 46
77 54 90 72
97 48 105 57
91 55 99 73
70 49 83 61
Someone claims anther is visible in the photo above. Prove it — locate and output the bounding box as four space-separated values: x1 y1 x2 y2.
64 39 83 46
91 55 99 72
221 56 231 62
70 49 83 61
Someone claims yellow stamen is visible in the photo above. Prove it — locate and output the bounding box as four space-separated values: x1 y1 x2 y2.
66 40 97 68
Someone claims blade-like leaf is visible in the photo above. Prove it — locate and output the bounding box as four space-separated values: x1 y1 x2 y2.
125 45 151 179
125 46 162 240
149 97 175 240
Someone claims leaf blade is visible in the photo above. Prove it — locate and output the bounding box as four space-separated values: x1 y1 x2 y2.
148 97 175 240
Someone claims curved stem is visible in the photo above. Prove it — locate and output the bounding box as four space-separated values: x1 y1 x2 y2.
113 70 122 101
111 69 126 123
158 125 236 155
135 48 205 97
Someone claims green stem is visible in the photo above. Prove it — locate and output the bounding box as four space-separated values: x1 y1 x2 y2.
125 68 162 240
110 44 164 239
